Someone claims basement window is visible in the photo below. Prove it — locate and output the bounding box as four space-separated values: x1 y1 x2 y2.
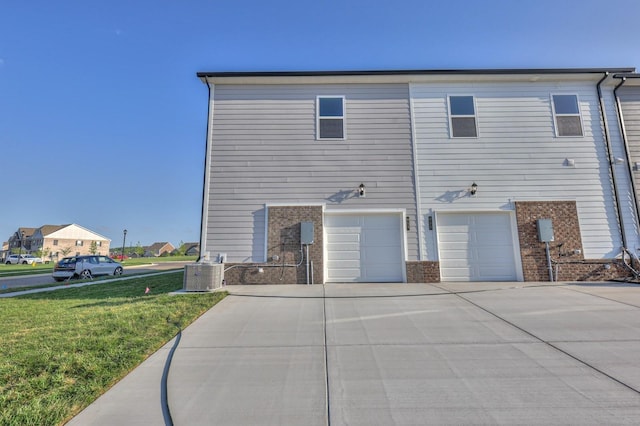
448 95 478 138
552 94 583 137
317 96 345 140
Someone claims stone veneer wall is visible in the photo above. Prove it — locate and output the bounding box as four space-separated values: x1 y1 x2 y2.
223 205 324 284
515 201 631 281
406 261 440 283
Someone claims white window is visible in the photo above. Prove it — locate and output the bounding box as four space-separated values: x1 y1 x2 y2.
552 94 583 137
448 95 478 138
75 240 83 247
317 96 345 139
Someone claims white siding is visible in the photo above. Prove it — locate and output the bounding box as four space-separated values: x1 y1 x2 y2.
206 84 417 262
617 86 640 251
411 81 622 260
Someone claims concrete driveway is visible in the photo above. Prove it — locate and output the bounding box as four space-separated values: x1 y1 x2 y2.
68 282 640 425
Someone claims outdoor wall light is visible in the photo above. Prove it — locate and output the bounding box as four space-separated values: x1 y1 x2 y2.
470 182 478 196
358 183 366 198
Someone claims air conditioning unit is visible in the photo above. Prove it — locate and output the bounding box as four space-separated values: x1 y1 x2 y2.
183 263 224 292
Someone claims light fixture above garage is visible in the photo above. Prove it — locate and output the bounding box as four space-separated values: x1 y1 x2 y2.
358 183 366 198
469 182 478 196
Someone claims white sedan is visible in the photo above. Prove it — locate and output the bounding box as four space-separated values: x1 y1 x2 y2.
52 255 124 281
5 254 44 265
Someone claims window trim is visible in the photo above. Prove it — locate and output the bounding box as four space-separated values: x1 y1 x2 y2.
316 95 346 140
551 93 584 137
448 95 478 138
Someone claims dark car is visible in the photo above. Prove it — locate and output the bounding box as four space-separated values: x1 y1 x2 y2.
52 255 123 281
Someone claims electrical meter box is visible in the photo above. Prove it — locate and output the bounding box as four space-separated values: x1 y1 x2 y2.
537 219 554 242
301 222 314 244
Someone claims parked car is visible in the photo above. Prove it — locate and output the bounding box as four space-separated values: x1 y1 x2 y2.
52 255 124 281
5 254 44 265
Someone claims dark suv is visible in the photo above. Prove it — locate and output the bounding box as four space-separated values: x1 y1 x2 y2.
52 255 123 281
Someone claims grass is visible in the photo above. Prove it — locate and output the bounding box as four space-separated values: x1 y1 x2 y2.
0 272 225 425
119 255 197 266
0 263 54 277
0 272 167 295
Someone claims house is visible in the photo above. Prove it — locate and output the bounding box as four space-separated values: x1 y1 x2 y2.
197 68 640 284
28 224 111 261
182 242 200 256
7 227 36 253
144 242 175 257
0 241 9 263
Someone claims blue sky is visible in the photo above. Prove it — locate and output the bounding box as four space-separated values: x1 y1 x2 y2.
2 0 640 248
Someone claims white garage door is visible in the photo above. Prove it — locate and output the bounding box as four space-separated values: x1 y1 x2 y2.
325 213 404 283
437 212 518 282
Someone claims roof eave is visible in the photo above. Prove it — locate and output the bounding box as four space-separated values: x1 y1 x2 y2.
198 67 636 85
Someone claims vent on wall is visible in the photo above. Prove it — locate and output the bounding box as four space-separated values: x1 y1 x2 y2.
183 263 224 291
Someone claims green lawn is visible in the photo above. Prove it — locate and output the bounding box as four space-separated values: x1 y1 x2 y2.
0 263 54 277
0 272 225 425
119 255 197 266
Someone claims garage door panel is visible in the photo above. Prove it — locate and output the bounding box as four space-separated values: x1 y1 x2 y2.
330 259 360 268
440 233 470 244
438 213 518 282
327 233 360 243
475 231 512 244
363 246 402 260
478 268 516 281
330 270 361 281
363 229 399 242
327 252 360 262
364 266 403 281
327 242 361 252
362 215 397 227
326 213 404 283
327 216 362 226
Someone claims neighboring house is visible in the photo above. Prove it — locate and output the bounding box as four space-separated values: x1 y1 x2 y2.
29 224 111 261
197 68 640 284
144 242 175 257
182 242 200 256
7 227 36 253
0 241 9 262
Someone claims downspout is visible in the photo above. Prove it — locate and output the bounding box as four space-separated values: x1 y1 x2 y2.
197 78 214 262
596 72 628 250
613 76 640 240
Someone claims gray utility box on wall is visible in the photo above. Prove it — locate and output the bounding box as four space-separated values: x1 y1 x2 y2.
537 219 554 243
183 263 224 291
301 221 314 244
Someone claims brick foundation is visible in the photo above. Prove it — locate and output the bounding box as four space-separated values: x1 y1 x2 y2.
406 261 440 283
224 205 324 285
515 200 631 281
224 200 632 285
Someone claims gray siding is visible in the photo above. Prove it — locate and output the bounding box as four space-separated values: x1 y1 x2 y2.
619 86 640 230
206 84 417 262
411 81 622 259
